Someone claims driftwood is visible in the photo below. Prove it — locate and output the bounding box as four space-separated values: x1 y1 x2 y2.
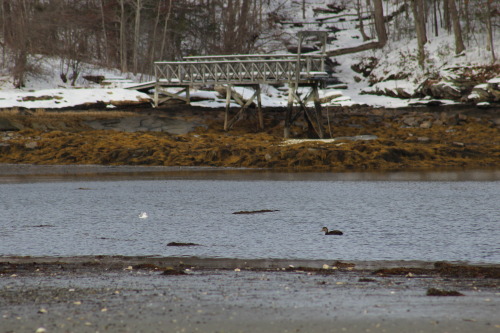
166 242 200 246
232 209 279 215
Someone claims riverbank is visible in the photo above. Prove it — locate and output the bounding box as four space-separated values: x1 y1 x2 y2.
0 105 499 171
0 256 499 333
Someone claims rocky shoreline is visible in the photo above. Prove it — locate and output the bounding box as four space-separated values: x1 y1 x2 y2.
0 104 499 171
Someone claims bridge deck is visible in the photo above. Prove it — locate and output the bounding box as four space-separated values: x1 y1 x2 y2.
154 54 327 87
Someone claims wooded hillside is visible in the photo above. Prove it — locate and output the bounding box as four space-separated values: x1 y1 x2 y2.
0 0 498 89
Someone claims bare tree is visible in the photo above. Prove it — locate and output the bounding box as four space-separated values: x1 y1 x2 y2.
131 0 143 74
412 0 427 68
159 0 173 59
3 1 32 88
119 0 128 72
485 0 496 63
448 0 465 54
356 0 370 41
373 0 387 45
442 0 451 32
100 0 109 66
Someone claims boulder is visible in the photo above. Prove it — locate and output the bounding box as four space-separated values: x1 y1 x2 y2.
425 81 462 100
0 118 19 131
467 78 500 103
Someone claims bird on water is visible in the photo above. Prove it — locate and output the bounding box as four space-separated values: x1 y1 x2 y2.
322 227 343 235
138 212 148 219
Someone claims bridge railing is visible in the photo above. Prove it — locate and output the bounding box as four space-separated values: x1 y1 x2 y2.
154 54 327 86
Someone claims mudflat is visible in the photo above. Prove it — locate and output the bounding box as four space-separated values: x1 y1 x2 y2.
1 256 499 332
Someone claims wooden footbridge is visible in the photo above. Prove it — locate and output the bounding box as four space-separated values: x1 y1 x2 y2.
150 32 330 138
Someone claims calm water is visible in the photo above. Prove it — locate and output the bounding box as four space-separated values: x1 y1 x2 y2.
1 169 499 263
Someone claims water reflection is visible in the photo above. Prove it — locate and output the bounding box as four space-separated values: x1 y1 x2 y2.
0 164 499 183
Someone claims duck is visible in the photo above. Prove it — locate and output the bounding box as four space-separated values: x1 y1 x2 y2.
322 227 343 235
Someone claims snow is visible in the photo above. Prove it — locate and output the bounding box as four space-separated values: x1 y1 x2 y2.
0 88 151 109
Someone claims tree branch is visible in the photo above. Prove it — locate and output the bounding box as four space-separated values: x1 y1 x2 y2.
325 41 385 57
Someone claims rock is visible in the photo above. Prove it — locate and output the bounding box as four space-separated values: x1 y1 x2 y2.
25 142 38 149
319 92 343 103
353 135 378 141
469 77 500 103
427 81 462 99
426 288 464 296
476 102 491 109
419 120 432 129
85 116 204 135
351 57 378 77
402 116 420 127
0 118 19 131
161 267 187 275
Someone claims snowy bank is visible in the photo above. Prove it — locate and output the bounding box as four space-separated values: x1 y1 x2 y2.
0 88 151 109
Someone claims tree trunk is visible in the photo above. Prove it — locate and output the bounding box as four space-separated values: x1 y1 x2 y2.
448 0 465 54
0 0 5 68
443 0 451 32
99 0 108 66
159 0 172 60
119 0 128 73
464 0 470 34
433 0 439 37
148 1 161 71
485 0 496 63
412 0 427 68
357 0 370 41
132 0 142 75
373 0 387 46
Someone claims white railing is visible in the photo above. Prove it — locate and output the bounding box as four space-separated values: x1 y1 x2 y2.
154 54 327 85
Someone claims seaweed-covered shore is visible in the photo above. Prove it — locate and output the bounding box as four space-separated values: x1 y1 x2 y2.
0 105 499 171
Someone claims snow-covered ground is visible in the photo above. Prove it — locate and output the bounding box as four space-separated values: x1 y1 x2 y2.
0 88 151 109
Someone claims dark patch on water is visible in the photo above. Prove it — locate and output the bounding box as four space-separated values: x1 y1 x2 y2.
167 242 201 247
232 209 279 214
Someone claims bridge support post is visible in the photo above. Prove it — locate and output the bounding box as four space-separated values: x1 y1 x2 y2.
285 82 324 139
224 84 264 131
311 83 324 138
284 83 295 138
154 81 159 108
224 85 232 131
256 85 264 130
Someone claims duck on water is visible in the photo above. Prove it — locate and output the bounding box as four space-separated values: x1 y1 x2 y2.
322 227 343 235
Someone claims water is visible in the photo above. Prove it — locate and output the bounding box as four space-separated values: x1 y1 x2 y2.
1 169 499 263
